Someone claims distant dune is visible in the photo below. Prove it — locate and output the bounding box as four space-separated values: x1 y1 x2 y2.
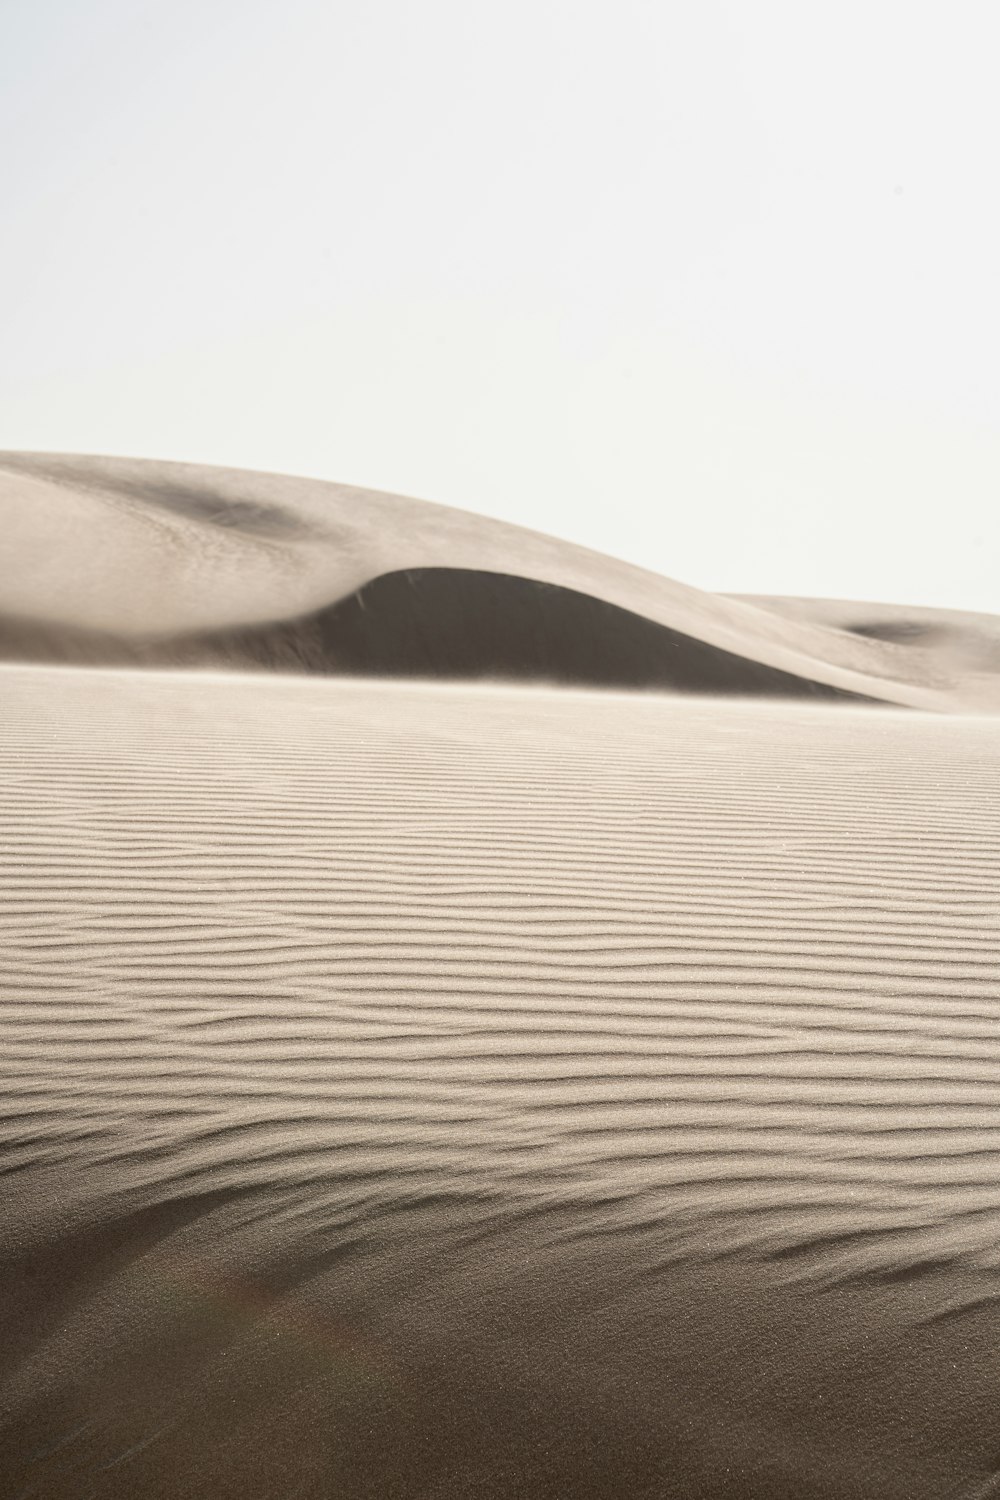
3 451 998 709
2 456 999 1499
736 592 1000 679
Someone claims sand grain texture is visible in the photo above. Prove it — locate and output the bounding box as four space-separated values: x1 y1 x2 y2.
2 455 1000 1498
2 666 1000 1499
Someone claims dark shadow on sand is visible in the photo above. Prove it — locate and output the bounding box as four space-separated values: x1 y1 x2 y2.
0 568 872 700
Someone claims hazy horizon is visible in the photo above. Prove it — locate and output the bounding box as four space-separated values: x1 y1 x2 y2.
3 1 999 613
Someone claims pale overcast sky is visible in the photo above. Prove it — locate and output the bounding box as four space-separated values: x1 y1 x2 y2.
2 1 999 611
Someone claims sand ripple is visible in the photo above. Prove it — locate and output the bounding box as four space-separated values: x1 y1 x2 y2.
2 668 999 1497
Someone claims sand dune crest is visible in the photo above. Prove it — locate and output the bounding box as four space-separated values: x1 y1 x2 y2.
3 451 997 708
3 460 1000 1496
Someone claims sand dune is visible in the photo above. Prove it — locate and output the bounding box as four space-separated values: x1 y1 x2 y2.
738 594 1000 688
3 451 998 709
3 668 1000 1497
2 460 1000 1497
0 569 870 699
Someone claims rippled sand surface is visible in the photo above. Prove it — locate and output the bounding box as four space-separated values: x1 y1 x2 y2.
2 665 999 1498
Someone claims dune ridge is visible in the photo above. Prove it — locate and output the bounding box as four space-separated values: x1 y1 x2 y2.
0 569 871 699
2 665 999 1497
3 451 997 709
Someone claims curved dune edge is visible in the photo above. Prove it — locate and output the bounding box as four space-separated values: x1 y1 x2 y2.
737 593 1000 677
0 568 873 700
1 451 995 710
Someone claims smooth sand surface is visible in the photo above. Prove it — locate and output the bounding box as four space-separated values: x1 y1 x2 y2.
736 595 1000 691
3 665 1000 1499
4 452 1000 710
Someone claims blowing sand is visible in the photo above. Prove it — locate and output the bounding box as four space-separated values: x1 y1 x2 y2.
4 451 1000 710
2 661 1000 1499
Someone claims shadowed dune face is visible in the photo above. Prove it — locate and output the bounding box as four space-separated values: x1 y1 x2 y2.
2 454 1000 1496
4 450 999 709
298 570 869 695
2 669 1000 1498
0 453 314 538
738 593 1000 681
0 569 868 699
847 620 936 645
845 617 1000 675
119 486 311 537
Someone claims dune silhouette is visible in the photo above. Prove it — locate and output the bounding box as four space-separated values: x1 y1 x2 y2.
3 452 1000 1499
737 592 1000 677
0 567 869 699
3 450 997 708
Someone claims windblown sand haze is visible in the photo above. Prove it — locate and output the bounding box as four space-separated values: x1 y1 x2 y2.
2 455 999 1499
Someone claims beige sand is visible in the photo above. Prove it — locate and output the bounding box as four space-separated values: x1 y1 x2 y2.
3 451 999 709
2 457 1000 1496
2 665 999 1498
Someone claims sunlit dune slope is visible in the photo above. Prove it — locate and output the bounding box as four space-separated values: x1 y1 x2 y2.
1 669 999 1498
3 451 996 708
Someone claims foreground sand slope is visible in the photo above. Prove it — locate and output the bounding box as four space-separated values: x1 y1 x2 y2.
2 666 999 1498
3 451 997 708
